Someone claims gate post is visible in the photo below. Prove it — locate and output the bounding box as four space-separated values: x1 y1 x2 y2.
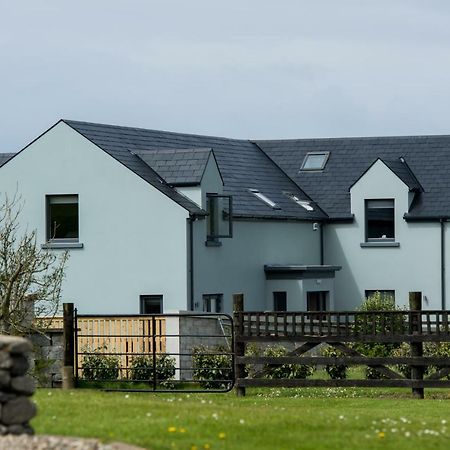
233 294 246 397
62 302 75 389
409 292 424 399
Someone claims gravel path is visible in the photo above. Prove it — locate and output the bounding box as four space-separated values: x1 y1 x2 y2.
0 435 147 450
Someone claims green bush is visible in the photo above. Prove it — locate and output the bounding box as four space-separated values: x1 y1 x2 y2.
393 341 450 379
81 349 120 381
352 292 406 379
192 345 233 389
263 345 314 379
129 354 176 385
321 345 348 379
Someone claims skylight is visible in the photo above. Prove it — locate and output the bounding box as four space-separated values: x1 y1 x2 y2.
285 193 314 211
249 189 280 209
300 152 330 171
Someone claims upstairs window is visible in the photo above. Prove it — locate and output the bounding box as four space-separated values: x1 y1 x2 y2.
46 195 79 242
206 194 232 241
273 292 287 311
300 152 330 171
284 192 314 211
365 199 395 241
203 294 223 313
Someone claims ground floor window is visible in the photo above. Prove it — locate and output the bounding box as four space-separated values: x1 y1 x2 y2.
203 294 223 313
307 291 328 311
365 290 395 302
273 292 287 311
140 295 163 314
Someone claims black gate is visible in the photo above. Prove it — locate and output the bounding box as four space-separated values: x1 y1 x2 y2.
73 311 234 393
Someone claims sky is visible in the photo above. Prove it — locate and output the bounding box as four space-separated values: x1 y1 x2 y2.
2 0 450 152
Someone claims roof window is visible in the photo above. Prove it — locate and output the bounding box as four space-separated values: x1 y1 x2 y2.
249 189 280 209
285 193 314 211
300 152 330 171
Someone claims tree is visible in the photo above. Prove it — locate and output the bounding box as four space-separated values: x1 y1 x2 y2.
0 195 69 335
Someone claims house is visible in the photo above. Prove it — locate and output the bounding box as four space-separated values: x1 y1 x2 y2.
0 120 448 314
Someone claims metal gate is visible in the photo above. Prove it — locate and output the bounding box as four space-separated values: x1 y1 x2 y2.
74 311 234 393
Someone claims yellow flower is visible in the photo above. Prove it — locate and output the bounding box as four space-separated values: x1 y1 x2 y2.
191 446 198 450
180 428 186 433
168 426 177 433
203 444 211 449
218 432 226 440
378 431 385 439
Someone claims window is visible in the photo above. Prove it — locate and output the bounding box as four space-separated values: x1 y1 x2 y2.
284 193 314 211
365 290 395 302
206 194 232 241
273 292 287 311
140 295 163 314
203 294 223 313
248 189 280 209
46 195 79 241
300 152 330 171
365 199 395 241
307 291 328 312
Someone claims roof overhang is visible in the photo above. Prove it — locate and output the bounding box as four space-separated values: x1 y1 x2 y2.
264 264 341 280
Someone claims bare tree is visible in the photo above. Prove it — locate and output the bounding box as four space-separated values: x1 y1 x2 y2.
0 195 69 335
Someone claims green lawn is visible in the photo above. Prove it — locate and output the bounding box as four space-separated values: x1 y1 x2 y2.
32 388 450 450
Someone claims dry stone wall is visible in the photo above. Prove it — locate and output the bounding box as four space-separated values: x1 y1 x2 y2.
0 336 36 435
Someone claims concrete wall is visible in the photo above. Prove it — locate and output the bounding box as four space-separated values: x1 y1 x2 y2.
325 160 442 310
193 219 322 313
0 122 190 314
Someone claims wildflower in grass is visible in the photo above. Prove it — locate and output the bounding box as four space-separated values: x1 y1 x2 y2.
203 444 211 449
190 446 198 450
404 431 411 438
218 432 226 439
239 419 245 424
168 426 177 433
180 428 186 433
124 394 130 399
378 432 385 439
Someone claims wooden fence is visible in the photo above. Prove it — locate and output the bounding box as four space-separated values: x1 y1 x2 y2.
40 314 166 378
233 293 450 398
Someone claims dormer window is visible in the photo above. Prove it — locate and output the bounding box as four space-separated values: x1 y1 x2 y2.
300 152 329 171
249 189 280 209
365 199 395 241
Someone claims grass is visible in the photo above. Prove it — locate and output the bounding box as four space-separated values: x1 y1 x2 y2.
31 387 450 450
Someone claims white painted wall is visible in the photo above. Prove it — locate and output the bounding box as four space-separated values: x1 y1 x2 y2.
325 160 442 310
0 122 190 314
193 219 322 313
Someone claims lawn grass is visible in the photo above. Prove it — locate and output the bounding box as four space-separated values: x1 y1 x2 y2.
32 387 450 450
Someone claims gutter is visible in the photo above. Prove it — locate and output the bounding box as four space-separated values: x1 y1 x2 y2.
320 222 324 265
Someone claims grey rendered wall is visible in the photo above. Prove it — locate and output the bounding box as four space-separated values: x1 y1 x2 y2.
325 160 442 310
193 220 322 313
0 122 190 314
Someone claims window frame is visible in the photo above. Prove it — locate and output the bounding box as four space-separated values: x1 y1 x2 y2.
273 291 287 311
46 194 79 243
202 293 223 313
206 193 233 240
139 295 163 314
365 198 395 242
300 152 330 172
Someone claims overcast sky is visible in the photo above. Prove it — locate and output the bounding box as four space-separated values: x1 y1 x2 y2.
1 1 450 152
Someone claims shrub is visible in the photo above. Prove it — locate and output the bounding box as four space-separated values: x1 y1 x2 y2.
129 354 176 385
81 349 120 381
321 345 348 379
192 345 233 389
263 345 314 379
352 292 406 379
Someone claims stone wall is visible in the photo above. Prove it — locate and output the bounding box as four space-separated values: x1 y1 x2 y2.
0 336 36 435
29 329 63 388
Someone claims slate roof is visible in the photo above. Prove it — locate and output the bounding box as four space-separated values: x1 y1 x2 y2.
0 153 15 167
134 148 215 186
381 159 423 192
64 120 326 221
255 135 450 220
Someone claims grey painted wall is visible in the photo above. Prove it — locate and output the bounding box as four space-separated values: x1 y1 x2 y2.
325 160 442 310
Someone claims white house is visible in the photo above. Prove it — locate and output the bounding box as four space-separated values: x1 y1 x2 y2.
1 120 448 314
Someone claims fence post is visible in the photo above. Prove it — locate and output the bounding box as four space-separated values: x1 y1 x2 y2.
62 302 75 389
233 293 246 397
409 292 424 399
